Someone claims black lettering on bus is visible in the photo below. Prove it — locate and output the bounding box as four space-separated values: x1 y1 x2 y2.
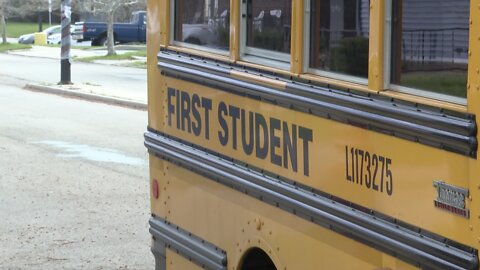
345 145 352 181
299 127 313 177
229 105 240 150
241 109 254 155
191 94 202 136
176 89 181 129
255 113 268 159
372 154 379 191
344 146 394 195
167 88 176 127
202 97 212 140
283 123 297 173
181 91 192 133
358 150 364 185
350 147 355 182
355 148 359 184
218 102 229 146
386 158 393 196
269 118 282 167
379 156 385 193
364 151 371 188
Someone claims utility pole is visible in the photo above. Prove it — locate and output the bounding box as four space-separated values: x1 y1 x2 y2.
38 11 43 32
60 0 72 84
49 0 52 26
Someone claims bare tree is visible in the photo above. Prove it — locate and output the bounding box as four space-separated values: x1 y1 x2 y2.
0 3 7 44
0 0 22 44
86 0 143 55
0 0 61 44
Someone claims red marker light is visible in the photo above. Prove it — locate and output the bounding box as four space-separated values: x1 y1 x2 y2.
152 178 159 199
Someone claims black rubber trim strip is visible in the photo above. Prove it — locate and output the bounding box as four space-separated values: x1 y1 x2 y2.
149 216 227 270
158 51 475 137
157 51 477 158
145 131 479 270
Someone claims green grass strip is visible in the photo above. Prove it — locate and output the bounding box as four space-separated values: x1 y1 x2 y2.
0 43 32 52
5 22 41 38
75 50 146 62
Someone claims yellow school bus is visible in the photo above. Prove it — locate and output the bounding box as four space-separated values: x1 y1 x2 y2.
145 0 480 269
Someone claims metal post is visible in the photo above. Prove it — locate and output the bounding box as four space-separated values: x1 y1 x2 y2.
60 0 72 84
48 0 52 26
38 11 43 32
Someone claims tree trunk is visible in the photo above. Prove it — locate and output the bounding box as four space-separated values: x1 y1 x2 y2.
1 13 7 44
106 11 116 55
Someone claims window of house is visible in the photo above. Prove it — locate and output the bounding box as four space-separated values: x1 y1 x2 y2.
173 0 230 51
390 0 469 100
309 0 370 80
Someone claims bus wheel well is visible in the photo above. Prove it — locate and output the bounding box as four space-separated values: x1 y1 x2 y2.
239 247 277 270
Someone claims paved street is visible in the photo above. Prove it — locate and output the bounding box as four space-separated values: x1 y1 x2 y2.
0 53 147 102
0 79 152 269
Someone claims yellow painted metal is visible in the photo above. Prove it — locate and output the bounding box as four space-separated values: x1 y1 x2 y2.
167 45 232 62
300 73 371 93
382 90 468 113
236 60 294 77
166 249 204 270
147 0 480 268
290 0 304 75
158 0 170 47
230 70 287 89
467 0 480 253
147 0 164 133
368 0 385 92
230 0 240 61
151 160 421 270
157 76 474 247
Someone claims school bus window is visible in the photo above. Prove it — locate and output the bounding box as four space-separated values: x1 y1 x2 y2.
245 0 292 54
173 0 230 51
390 0 469 99
309 0 370 79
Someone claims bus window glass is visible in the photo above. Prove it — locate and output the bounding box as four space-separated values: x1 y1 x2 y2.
310 0 370 78
391 0 469 98
246 0 292 53
174 0 230 50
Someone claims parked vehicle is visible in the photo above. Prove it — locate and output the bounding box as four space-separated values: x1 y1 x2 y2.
47 26 76 45
18 25 61 44
73 11 146 46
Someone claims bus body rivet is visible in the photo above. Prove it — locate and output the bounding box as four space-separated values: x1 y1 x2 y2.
255 218 262 230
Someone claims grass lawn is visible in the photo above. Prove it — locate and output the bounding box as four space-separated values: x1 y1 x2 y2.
122 61 147 69
43 44 92 50
0 43 31 52
5 22 40 38
75 50 147 62
400 71 467 98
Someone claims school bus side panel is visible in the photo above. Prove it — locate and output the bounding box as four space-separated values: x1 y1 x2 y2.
157 76 473 247
150 157 420 270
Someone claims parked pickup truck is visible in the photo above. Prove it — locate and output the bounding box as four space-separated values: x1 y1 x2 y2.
73 11 146 46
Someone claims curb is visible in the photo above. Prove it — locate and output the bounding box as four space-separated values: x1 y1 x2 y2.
24 83 147 111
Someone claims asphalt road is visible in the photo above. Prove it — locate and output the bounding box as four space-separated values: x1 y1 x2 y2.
0 53 146 101
0 79 152 269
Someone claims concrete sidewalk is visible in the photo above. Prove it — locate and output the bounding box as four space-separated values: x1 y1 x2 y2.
5 45 148 110
24 83 147 110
